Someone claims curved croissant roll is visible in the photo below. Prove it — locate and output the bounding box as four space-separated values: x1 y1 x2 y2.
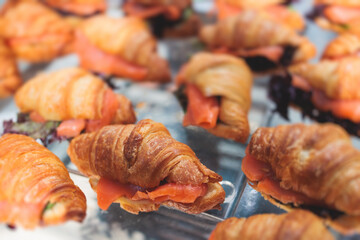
44 0 106 16
0 39 22 98
75 15 170 82
289 57 360 100
68 119 225 214
200 10 316 72
322 33 360 60
216 0 305 31
14 68 136 137
312 0 360 34
176 52 252 143
0 1 74 63
243 123 360 217
0 134 86 229
209 210 334 240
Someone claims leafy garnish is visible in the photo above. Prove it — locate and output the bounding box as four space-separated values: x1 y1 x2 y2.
339 24 350 30
183 8 193 21
173 85 188 112
3 113 64 146
44 202 56 212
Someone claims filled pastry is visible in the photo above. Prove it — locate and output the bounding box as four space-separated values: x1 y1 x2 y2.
75 15 171 82
3 68 136 145
209 210 334 240
199 9 316 72
215 0 305 31
0 39 22 98
43 0 106 16
0 0 74 63
176 52 252 143
242 123 360 233
0 134 86 229
322 33 360 60
269 57 360 136
309 0 360 35
68 119 226 214
122 0 201 38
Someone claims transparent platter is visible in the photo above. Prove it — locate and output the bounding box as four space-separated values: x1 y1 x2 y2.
0 0 359 239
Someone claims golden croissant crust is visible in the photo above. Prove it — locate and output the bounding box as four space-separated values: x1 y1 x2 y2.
14 67 136 123
68 119 225 214
0 1 74 62
247 123 360 216
209 210 334 240
0 39 22 98
44 0 106 16
322 33 360 59
289 57 360 100
200 9 315 64
178 52 252 142
217 0 305 31
76 15 170 82
0 134 86 229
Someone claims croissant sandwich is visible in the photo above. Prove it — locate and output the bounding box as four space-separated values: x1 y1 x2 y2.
176 53 252 143
68 119 226 214
200 9 316 73
43 0 106 16
122 0 201 38
75 15 171 82
309 0 360 35
6 67 135 144
242 123 360 233
209 210 334 240
0 39 22 98
322 33 360 60
215 0 305 31
0 1 74 63
269 57 360 136
0 134 86 229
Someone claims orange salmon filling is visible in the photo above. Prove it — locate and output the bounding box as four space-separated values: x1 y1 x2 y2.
31 88 120 138
291 75 360 123
241 147 319 205
323 5 360 24
75 31 148 81
183 83 220 129
96 177 208 210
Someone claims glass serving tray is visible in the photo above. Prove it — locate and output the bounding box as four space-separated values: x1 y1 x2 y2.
0 0 359 239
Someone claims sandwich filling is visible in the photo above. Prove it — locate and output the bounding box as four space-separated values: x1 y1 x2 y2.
123 0 196 38
94 177 208 211
269 74 360 136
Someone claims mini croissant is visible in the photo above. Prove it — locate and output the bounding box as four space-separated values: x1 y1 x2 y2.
14 68 136 137
75 15 170 82
200 9 315 72
311 0 360 34
44 0 106 16
215 0 305 31
176 53 252 143
289 57 360 101
209 210 334 240
68 119 225 214
322 33 360 60
0 39 22 98
0 1 74 62
242 123 360 217
0 134 86 229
